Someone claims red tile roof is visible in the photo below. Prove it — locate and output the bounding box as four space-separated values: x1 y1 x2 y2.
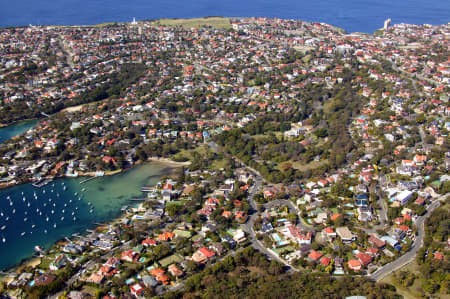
308 250 323 261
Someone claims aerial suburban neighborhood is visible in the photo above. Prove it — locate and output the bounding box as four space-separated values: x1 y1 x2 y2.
0 17 448 298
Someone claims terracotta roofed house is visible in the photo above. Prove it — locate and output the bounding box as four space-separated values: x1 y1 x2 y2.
308 250 323 262
348 259 362 271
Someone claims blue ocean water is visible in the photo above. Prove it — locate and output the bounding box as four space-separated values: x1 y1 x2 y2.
0 0 449 33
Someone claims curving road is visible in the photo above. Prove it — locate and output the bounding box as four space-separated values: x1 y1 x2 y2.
370 197 444 281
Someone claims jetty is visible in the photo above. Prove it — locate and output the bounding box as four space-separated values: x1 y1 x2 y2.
129 198 147 201
32 178 53 188
141 186 155 192
80 177 96 184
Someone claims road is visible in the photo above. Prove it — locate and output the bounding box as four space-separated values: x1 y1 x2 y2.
385 58 440 87
264 199 314 232
370 196 444 281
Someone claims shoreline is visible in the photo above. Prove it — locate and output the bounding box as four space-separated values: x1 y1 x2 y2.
0 157 190 191
1 16 449 35
0 118 40 129
0 158 188 274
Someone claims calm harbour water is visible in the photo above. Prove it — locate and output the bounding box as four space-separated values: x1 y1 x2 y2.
0 120 38 144
0 0 449 33
0 162 171 270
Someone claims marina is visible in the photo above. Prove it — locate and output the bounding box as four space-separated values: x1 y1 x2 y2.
0 161 174 270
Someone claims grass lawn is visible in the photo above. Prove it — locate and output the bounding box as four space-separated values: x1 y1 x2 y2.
39 257 52 270
81 285 98 296
173 144 217 163
155 17 232 29
210 158 227 170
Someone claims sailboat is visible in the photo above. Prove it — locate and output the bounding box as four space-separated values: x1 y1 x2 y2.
2 236 6 243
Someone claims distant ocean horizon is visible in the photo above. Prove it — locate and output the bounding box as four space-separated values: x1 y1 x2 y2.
0 0 449 33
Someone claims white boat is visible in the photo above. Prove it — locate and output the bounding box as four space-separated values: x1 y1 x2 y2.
63 186 67 191
24 217 27 222
51 210 54 214
53 223 56 228
2 236 5 243
82 188 86 192
12 209 15 214
5 217 9 221
34 245 43 252
1 225 6 230
9 201 12 206
44 229 47 234
43 190 46 194
46 217 49 222
31 224 36 228
22 197 26 202
27 202 30 207
74 192 78 196
21 232 26 236
62 209 65 213
43 203 47 207
61 217 64 221
73 217 76 221
1 211 3 217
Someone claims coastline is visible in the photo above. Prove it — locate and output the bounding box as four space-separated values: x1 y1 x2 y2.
0 157 188 274
0 157 190 191
0 118 40 129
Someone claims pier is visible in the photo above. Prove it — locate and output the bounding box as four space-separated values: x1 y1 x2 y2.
129 198 147 201
32 178 53 188
80 176 97 184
